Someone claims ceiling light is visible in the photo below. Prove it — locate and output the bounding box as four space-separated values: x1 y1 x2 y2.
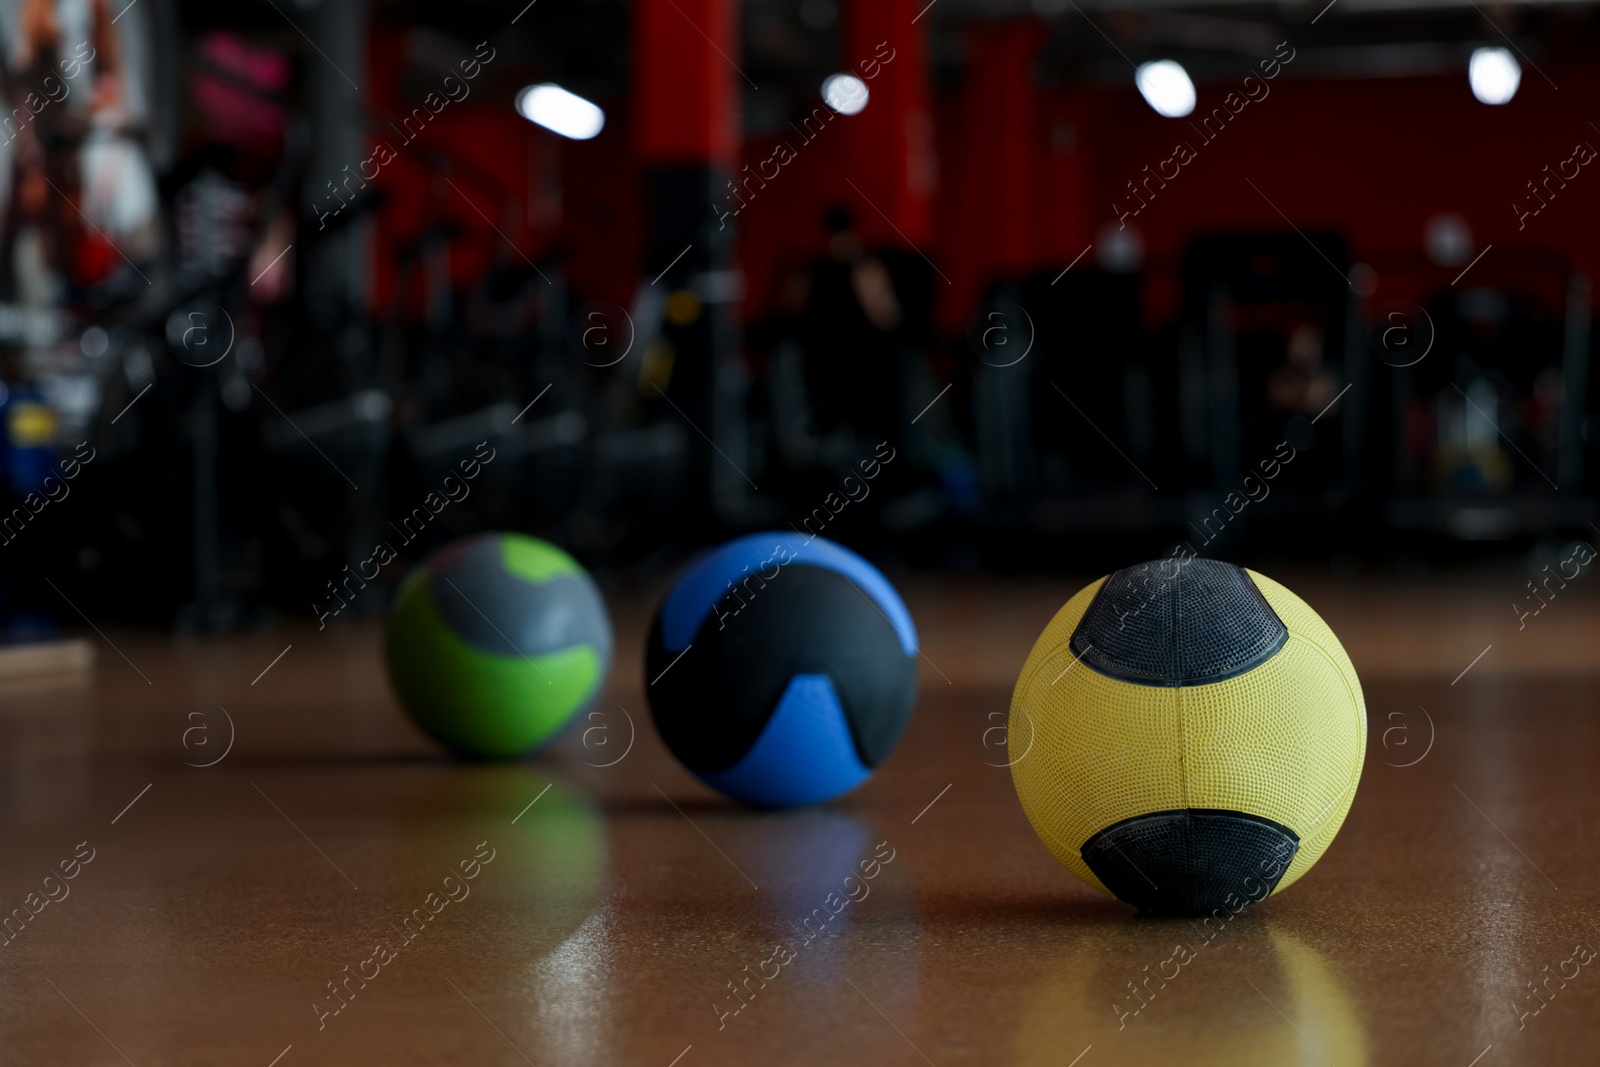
1469 47 1520 106
1135 60 1195 119
516 84 605 140
821 73 869 116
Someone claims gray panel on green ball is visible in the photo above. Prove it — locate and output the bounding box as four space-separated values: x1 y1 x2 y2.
430 539 613 666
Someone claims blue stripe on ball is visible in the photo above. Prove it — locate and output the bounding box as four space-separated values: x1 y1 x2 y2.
659 532 917 656
694 673 872 807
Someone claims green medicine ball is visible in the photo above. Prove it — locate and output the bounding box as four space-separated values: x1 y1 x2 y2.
385 533 613 758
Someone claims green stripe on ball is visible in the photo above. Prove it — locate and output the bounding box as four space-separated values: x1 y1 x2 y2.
501 536 586 584
385 533 610 759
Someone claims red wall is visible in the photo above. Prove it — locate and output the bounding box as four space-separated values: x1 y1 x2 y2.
367 20 1600 338
366 23 641 315
736 34 1600 334
1066 46 1600 325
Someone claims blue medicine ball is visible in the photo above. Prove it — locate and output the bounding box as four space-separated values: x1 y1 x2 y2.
645 532 919 807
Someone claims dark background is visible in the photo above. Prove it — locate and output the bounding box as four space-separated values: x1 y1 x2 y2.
0 0 1596 633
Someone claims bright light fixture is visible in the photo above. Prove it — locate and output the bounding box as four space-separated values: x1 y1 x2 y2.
516 83 605 140
1135 60 1195 119
1469 47 1520 105
821 73 869 115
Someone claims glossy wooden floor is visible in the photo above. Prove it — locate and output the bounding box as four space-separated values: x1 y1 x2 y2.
3 570 1599 1066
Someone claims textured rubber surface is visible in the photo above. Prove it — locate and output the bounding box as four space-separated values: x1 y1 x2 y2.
646 533 918 806
1009 564 1364 905
1080 808 1299 915
696 674 873 808
1071 558 1287 686
385 533 611 759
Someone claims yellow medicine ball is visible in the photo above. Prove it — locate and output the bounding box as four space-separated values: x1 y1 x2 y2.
1009 558 1365 916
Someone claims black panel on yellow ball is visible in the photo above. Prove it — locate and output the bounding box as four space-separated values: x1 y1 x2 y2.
1080 809 1298 915
1071 559 1287 686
